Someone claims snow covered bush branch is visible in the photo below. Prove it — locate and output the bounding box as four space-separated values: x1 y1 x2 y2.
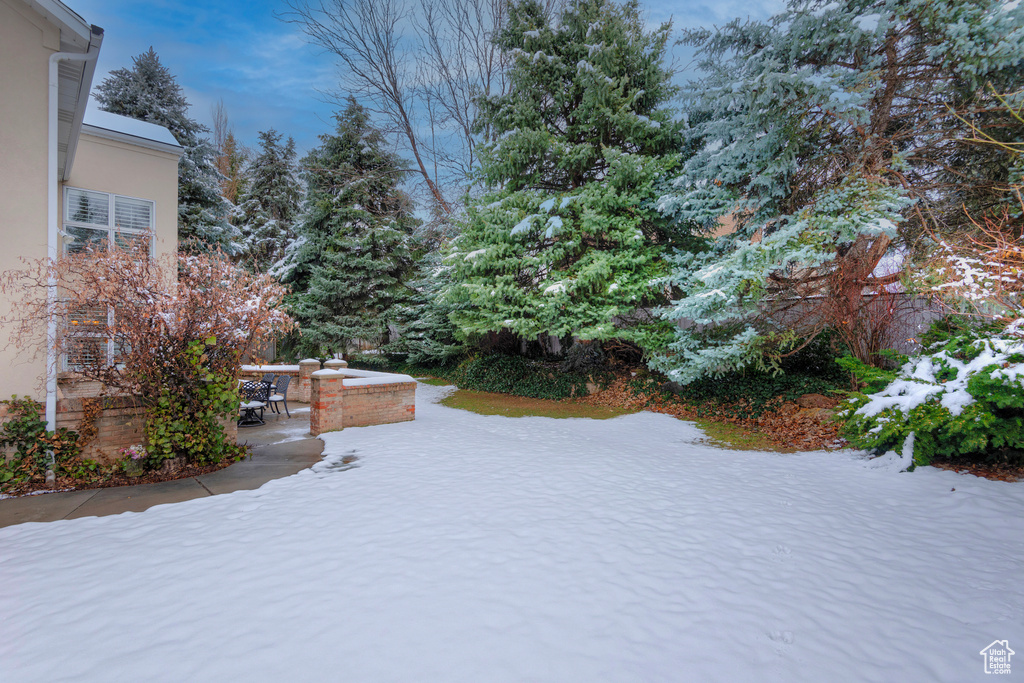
840 331 1024 467
0 245 293 465
915 198 1024 326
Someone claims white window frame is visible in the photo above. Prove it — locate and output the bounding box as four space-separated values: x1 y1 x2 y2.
61 188 155 370
62 187 155 257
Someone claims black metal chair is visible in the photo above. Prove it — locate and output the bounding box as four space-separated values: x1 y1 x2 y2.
267 374 291 417
239 380 271 426
260 372 276 391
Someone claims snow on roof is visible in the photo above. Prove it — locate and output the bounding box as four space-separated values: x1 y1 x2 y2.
82 101 180 148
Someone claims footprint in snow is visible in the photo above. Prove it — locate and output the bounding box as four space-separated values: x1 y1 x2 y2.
768 630 795 655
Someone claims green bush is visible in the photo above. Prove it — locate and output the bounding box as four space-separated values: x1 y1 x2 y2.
0 396 80 490
839 333 1024 467
650 368 843 418
779 330 849 383
145 338 246 467
348 352 610 400
836 355 899 394
451 354 610 400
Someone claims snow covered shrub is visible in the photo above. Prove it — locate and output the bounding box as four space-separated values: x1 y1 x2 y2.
839 332 1024 467
0 246 293 466
835 355 900 394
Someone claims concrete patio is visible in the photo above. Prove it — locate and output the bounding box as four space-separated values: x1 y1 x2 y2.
0 404 321 529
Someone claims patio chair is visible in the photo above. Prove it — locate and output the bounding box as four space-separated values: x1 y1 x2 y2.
267 374 291 417
260 372 276 391
239 380 271 426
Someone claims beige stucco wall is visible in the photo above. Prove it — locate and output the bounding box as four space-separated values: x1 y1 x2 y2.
0 0 60 400
65 133 180 260
0 0 181 403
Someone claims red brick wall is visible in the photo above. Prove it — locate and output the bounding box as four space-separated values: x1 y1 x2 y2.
48 379 239 465
56 394 146 464
310 374 415 436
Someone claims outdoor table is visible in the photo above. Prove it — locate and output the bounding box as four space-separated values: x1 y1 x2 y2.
239 381 272 427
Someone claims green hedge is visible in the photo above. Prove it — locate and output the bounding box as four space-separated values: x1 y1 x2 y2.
635 369 843 419
347 353 611 400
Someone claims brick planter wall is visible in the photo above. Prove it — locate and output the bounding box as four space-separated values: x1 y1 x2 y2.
56 394 146 464
310 369 416 436
41 378 239 465
238 359 321 403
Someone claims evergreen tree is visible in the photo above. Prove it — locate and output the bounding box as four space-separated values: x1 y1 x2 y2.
94 48 237 252
290 100 418 356
235 129 302 271
384 251 466 366
445 0 686 351
652 0 1024 384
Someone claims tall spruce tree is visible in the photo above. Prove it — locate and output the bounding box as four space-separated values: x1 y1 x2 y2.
445 0 686 351
383 250 466 366
235 129 302 271
94 48 237 252
652 0 1024 384
290 100 418 356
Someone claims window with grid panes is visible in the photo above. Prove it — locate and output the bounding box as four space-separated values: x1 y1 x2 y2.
63 188 154 256
62 188 154 369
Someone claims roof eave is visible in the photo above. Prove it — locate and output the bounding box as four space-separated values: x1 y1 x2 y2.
25 0 92 50
81 123 185 158
62 25 104 181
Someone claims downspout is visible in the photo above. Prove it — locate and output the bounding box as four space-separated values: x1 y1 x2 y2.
46 27 103 433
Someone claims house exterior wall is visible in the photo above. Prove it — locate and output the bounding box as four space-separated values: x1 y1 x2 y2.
0 0 60 400
64 132 180 260
0 0 195 464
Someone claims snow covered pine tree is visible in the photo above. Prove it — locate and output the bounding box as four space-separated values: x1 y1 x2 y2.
652 0 1024 384
445 0 687 353
94 48 237 253
235 130 302 272
287 99 418 357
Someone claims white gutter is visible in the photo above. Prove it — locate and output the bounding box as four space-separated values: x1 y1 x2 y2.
46 27 103 432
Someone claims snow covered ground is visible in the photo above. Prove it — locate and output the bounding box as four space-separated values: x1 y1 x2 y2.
1 383 1022 682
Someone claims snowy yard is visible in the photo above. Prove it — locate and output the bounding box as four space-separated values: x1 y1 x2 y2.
1 382 1022 682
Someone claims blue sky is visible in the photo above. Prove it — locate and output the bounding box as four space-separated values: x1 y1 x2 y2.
70 0 785 155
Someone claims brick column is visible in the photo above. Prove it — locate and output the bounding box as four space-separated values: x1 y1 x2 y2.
297 359 321 403
309 371 345 436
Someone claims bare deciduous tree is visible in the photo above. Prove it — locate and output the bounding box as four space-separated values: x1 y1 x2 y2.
284 0 561 219
210 100 248 206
